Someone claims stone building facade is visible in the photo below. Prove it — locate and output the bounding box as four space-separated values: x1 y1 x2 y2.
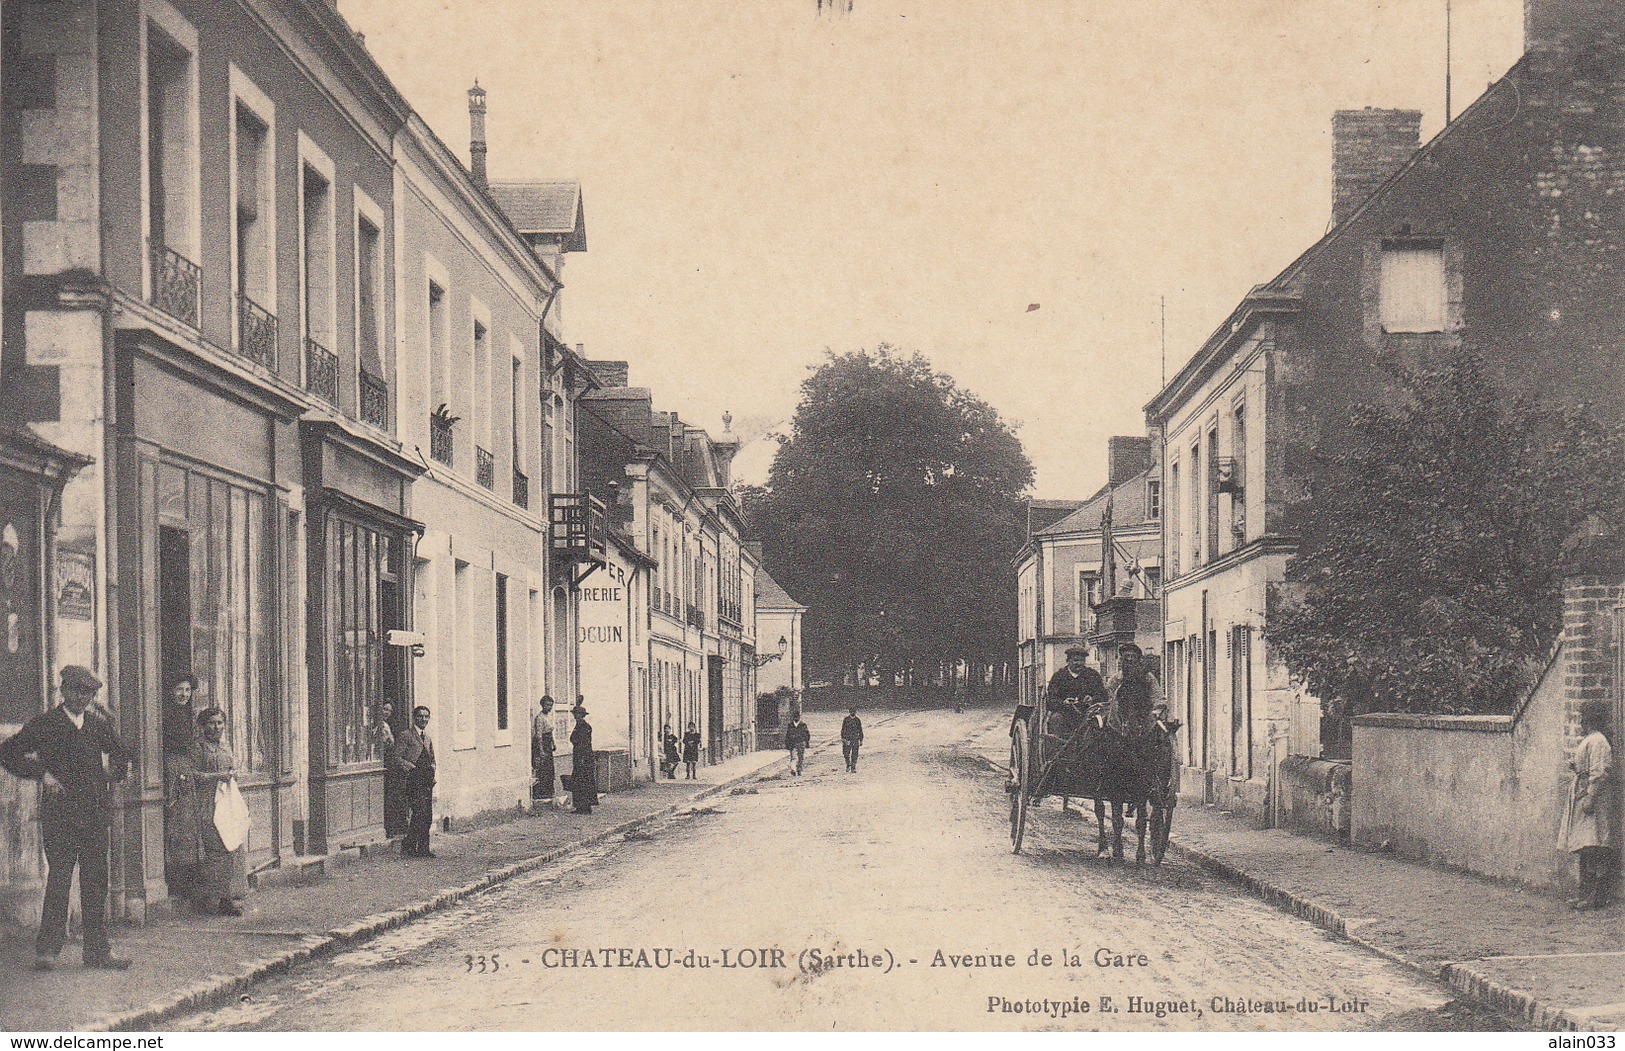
1147 0 1625 825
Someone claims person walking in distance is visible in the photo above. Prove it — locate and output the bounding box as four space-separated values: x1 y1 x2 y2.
786 714 810 776
397 706 437 857
0 666 133 970
570 704 598 814
841 708 864 773
531 695 557 806
682 721 702 779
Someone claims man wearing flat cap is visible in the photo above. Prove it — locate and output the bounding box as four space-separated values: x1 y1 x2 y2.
1045 644 1107 739
0 666 132 970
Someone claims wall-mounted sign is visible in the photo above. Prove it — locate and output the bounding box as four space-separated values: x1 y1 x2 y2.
56 550 94 621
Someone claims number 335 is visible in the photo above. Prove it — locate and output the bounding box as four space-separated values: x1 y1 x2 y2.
465 954 502 973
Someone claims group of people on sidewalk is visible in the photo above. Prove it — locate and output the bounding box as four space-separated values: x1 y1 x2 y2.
660 723 703 780
530 695 599 814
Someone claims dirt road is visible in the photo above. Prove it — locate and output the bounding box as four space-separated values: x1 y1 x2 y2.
174 710 1495 1031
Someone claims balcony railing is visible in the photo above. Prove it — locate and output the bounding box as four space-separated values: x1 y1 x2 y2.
475 447 495 490
512 468 529 509
550 492 608 564
429 413 455 466
237 295 277 370
305 338 339 406
151 244 201 328
687 605 706 631
360 372 389 429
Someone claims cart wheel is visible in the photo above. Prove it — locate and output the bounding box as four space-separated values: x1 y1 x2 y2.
1010 720 1031 854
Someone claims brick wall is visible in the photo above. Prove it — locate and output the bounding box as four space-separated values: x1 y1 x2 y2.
1331 108 1420 225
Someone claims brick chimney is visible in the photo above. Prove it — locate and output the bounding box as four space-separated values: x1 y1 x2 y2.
1106 436 1154 485
1526 0 1625 52
586 360 630 388
468 81 488 189
1331 108 1420 225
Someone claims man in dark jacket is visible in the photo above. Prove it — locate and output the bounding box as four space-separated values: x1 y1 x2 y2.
396 706 437 857
840 708 864 772
1045 645 1107 738
786 716 810 776
0 665 132 970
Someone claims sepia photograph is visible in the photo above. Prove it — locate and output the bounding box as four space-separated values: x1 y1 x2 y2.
0 0 1621 1036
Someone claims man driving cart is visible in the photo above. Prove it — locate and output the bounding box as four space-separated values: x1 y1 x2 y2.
1043 644 1108 738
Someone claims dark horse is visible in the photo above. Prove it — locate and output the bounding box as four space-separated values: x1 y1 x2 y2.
1039 703 1180 864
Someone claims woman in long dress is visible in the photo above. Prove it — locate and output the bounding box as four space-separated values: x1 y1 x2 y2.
191 707 249 916
162 676 202 897
1562 699 1618 910
570 704 597 814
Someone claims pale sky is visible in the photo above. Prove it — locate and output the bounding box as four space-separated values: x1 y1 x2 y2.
339 0 1524 498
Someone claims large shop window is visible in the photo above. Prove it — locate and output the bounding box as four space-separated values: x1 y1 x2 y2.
157 464 273 773
327 517 400 767
0 473 45 726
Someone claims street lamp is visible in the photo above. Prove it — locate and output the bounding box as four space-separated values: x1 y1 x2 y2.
748 635 788 668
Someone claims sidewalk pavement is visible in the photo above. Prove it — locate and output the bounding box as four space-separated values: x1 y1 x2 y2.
965 719 1624 1032
0 748 786 1033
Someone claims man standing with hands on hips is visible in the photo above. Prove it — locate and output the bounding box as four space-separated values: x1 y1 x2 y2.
0 665 132 970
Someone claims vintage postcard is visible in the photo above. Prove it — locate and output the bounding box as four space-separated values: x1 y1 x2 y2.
0 0 1620 1037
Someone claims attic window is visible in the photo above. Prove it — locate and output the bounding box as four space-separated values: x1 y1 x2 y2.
1379 241 1445 333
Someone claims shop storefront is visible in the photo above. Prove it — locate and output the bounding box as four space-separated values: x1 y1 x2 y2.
0 426 91 925
299 420 422 856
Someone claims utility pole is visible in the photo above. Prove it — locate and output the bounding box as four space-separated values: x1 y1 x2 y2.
1445 0 1453 124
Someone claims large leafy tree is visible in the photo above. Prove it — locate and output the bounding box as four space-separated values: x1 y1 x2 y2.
1271 347 1625 716
742 347 1033 687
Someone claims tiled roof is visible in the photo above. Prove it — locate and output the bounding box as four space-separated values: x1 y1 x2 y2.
1036 466 1156 536
486 180 586 250
755 567 804 610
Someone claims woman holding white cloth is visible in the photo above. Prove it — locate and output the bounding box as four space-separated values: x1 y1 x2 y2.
190 707 249 916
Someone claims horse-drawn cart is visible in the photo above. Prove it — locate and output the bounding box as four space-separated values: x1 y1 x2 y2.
1008 692 1179 863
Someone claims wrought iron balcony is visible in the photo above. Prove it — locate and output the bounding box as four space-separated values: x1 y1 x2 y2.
305 338 339 406
687 605 706 631
512 468 529 509
151 244 201 328
429 412 455 466
475 447 495 490
360 372 389 430
237 295 277 370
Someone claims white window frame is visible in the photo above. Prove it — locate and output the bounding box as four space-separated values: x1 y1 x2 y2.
140 0 202 300
228 65 276 336
296 132 338 383
1145 477 1161 522
424 253 451 434
509 334 527 477
353 185 386 394
470 297 493 451
1379 241 1446 334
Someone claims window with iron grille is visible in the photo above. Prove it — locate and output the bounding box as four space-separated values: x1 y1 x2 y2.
476 446 495 490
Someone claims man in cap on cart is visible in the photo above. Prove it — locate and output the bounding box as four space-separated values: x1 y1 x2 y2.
1044 644 1108 740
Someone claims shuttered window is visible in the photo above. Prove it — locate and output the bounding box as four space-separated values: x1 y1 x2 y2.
1379 244 1445 333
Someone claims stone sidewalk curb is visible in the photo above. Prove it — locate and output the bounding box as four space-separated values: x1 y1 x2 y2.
971 751 1579 1032
1164 842 1582 1032
90 753 785 1033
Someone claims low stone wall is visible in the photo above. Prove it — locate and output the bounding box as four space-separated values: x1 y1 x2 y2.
1351 648 1570 892
1277 755 1351 841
